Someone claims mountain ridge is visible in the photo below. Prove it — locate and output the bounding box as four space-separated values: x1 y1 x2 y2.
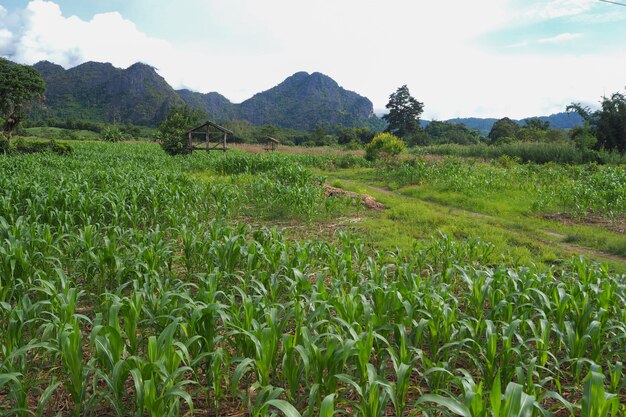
31 60 379 130
28 60 583 132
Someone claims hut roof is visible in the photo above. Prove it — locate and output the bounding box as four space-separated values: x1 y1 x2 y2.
185 120 234 135
265 136 280 143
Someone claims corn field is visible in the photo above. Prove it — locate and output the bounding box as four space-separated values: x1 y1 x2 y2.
0 143 625 416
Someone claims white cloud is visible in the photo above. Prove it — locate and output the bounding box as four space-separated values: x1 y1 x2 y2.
523 0 595 21
538 32 583 43
5 0 173 68
0 29 12 52
570 10 626 23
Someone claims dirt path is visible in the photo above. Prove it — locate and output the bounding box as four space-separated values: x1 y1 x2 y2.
333 179 626 265
539 229 626 264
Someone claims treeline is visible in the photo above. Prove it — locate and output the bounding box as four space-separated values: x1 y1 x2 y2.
23 118 147 138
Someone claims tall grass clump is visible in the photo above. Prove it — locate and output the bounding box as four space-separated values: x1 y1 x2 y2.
420 142 626 165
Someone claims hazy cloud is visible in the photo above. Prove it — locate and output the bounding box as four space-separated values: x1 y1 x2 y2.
537 32 584 43
524 0 594 21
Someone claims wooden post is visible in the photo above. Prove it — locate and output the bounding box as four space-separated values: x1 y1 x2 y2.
223 132 227 153
206 125 209 152
188 131 192 152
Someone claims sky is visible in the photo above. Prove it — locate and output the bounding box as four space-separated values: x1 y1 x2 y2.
0 0 624 119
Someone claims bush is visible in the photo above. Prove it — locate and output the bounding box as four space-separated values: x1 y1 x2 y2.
0 133 9 154
159 132 190 156
343 139 362 150
12 138 73 155
365 132 406 161
158 105 205 156
100 126 126 142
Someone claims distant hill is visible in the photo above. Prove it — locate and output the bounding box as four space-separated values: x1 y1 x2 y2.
445 113 583 135
31 61 380 130
33 61 183 126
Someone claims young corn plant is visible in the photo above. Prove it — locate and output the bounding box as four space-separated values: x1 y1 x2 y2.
581 366 620 417
58 320 93 417
128 322 195 417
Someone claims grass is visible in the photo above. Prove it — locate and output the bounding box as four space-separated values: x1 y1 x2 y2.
320 159 626 271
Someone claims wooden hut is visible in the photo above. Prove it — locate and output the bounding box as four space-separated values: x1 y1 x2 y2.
185 121 233 153
263 136 279 152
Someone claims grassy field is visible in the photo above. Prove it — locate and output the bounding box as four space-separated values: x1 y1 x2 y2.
0 141 625 416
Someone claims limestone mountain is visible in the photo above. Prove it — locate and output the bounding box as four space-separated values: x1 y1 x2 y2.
33 61 183 126
235 71 376 130
176 89 237 122
32 61 380 130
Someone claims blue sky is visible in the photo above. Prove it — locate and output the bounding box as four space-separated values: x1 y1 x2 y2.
1 0 625 119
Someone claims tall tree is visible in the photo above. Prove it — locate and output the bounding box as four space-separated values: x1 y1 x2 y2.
488 117 520 142
568 90 626 152
0 59 46 141
383 85 424 138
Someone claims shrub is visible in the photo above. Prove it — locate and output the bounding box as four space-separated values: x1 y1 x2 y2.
100 126 126 142
158 105 205 156
365 132 406 161
343 139 362 150
0 133 9 154
12 138 73 155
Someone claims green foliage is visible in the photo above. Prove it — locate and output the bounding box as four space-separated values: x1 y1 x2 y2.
343 139 362 150
568 90 626 152
100 126 126 142
365 132 406 161
382 85 424 138
310 125 338 146
12 138 73 155
0 133 8 154
158 105 206 155
421 121 483 146
338 127 375 145
420 142 626 164
0 59 46 140
487 117 566 144
488 117 520 142
524 118 550 131
571 123 598 151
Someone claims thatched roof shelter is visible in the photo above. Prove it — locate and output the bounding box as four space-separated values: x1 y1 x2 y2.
264 136 279 151
185 121 233 153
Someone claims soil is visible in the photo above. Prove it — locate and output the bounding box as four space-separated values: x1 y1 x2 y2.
323 184 386 210
543 213 626 234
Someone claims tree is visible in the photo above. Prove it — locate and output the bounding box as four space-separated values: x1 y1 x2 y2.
0 59 46 142
488 117 520 143
568 90 626 152
524 118 550 131
158 105 206 155
424 120 482 145
383 85 424 138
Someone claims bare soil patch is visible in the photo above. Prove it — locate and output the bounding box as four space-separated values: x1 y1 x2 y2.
543 213 626 234
324 184 386 210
